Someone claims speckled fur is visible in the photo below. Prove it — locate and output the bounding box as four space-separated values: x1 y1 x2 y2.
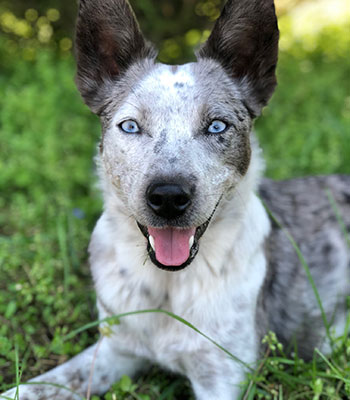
2 1 349 399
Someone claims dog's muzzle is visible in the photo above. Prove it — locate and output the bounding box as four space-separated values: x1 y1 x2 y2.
137 183 221 271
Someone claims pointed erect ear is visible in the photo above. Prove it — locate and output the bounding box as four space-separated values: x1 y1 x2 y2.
75 0 156 114
198 0 279 116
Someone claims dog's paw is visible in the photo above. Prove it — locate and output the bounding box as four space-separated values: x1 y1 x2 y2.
1 385 82 400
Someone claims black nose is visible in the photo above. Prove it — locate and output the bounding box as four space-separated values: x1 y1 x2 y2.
146 183 192 219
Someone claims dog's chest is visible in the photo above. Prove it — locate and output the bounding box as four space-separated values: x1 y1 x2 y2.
90 206 268 367
95 257 262 369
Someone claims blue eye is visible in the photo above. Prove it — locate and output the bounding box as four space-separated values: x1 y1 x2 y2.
120 120 140 134
207 120 227 134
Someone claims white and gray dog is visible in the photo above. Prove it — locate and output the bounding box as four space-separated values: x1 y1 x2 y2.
2 0 350 399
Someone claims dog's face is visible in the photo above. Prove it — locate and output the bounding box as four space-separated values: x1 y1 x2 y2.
75 0 279 271
99 61 253 270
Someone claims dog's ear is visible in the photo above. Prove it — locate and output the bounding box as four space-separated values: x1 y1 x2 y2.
75 0 156 114
198 0 279 116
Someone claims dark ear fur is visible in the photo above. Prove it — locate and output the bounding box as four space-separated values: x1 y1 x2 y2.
75 0 156 114
198 0 279 116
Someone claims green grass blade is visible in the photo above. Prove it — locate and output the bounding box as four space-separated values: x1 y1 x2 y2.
62 308 252 371
314 348 350 384
243 383 257 400
14 343 20 400
57 214 71 293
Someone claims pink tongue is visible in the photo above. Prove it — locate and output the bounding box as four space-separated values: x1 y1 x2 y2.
148 227 196 267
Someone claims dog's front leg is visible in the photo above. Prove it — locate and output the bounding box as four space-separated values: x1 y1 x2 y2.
183 351 248 400
1 337 146 400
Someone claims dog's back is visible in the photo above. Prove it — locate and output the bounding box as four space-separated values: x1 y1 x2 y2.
260 175 350 358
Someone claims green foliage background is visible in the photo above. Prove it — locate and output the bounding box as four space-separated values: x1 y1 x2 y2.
0 0 349 398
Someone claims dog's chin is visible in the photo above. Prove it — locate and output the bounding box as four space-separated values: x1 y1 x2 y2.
137 219 211 272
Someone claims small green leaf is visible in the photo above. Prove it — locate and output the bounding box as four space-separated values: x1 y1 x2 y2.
5 301 17 319
119 375 132 393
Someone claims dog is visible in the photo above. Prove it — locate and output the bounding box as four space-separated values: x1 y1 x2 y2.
2 0 350 399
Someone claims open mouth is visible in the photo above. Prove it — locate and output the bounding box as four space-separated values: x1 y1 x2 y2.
137 201 220 272
137 220 211 271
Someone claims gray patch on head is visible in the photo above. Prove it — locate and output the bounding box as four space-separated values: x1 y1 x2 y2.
224 129 252 176
192 59 253 177
153 129 168 154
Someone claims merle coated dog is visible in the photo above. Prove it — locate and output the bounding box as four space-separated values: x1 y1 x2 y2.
2 0 349 399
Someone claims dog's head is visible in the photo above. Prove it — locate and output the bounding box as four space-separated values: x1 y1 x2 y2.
75 0 279 271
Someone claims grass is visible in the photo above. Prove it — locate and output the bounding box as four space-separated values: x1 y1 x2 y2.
0 20 350 400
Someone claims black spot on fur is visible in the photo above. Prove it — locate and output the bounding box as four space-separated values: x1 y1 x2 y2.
234 110 245 122
174 82 185 88
217 135 226 143
344 192 350 203
169 157 178 164
219 265 227 275
322 243 333 257
141 285 151 297
153 129 167 154
188 174 199 185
